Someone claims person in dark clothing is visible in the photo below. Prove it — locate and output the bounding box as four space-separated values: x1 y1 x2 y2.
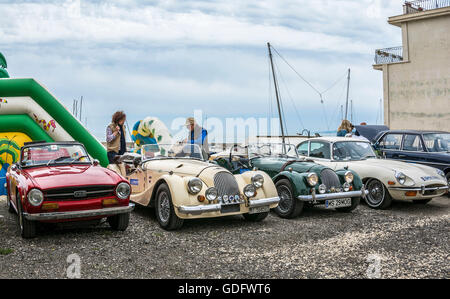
106 111 127 164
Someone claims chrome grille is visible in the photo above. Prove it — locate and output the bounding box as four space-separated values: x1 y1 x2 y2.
214 172 240 197
44 185 115 201
320 169 341 189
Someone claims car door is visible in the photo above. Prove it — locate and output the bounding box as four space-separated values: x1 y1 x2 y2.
400 134 427 164
377 133 403 159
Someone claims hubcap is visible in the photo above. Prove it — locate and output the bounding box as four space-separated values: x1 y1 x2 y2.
158 192 171 224
366 180 385 206
277 185 293 214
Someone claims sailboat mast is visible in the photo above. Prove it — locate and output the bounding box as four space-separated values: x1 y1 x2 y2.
267 43 286 150
344 68 351 120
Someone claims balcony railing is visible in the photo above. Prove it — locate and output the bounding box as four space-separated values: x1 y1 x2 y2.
374 47 403 65
404 0 450 14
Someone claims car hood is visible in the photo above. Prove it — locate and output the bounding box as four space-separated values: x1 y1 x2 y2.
23 165 121 190
143 159 225 178
343 158 446 183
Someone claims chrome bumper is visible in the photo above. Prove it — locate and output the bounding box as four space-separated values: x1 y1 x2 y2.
177 197 280 215
389 185 448 195
297 186 368 202
23 203 135 221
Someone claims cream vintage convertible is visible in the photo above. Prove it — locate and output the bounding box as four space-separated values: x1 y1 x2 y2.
108 143 280 230
297 137 448 209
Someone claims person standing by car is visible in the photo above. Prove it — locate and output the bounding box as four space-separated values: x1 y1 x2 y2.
184 117 209 157
337 119 354 137
106 111 127 163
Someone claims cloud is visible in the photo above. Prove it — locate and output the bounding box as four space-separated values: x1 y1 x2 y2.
0 0 405 141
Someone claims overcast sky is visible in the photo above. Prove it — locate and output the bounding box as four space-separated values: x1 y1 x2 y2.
0 0 405 142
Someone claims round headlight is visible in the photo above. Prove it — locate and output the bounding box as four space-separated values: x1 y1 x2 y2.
318 184 327 194
251 174 264 188
188 178 203 194
244 184 256 198
343 182 350 192
344 171 354 183
27 189 44 206
306 173 319 187
116 182 131 200
395 171 406 185
205 187 218 201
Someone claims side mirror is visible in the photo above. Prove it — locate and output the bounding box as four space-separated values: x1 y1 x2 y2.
92 159 100 166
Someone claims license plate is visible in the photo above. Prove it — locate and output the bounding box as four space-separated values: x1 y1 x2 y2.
249 206 270 214
325 198 352 209
221 204 241 214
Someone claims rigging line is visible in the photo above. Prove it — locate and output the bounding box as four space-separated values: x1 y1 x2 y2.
320 71 348 95
331 79 348 128
270 45 322 97
270 45 350 102
272 55 306 131
267 54 274 121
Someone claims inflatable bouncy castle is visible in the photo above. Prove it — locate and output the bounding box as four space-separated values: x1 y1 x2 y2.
131 117 172 153
0 52 108 195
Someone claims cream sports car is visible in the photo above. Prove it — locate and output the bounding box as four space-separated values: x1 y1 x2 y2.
297 137 448 209
108 143 280 230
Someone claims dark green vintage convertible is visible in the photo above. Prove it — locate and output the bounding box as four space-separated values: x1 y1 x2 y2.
212 144 367 218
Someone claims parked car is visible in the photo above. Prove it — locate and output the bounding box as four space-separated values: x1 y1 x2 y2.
213 143 366 218
5 141 134 238
107 143 280 230
296 137 449 209
369 129 450 187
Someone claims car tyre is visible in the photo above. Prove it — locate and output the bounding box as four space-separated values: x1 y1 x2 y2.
365 179 392 209
446 172 450 198
274 179 304 219
243 211 269 222
16 193 36 239
107 213 130 231
336 197 360 213
155 184 184 230
6 190 15 214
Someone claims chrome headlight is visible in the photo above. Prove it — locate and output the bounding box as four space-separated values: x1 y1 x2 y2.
306 173 319 187
205 187 218 201
318 184 327 194
244 184 256 198
27 189 44 206
344 171 354 183
395 171 407 185
187 178 203 194
437 169 445 178
251 174 264 188
343 182 350 192
116 182 131 199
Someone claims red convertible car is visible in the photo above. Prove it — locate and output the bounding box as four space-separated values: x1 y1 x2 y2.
5 141 134 238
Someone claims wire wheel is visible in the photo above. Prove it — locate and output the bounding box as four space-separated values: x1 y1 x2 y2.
365 179 392 209
277 185 293 214
157 191 171 224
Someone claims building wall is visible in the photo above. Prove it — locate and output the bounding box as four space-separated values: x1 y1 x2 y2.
383 13 450 131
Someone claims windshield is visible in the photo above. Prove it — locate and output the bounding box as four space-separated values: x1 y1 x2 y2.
141 143 205 161
422 133 449 153
248 143 298 159
21 144 91 167
333 141 377 161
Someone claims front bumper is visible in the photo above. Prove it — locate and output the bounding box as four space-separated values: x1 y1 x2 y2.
388 185 448 195
23 203 135 221
297 186 368 202
177 196 280 215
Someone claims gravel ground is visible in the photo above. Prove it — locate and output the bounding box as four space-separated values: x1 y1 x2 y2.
0 195 449 279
